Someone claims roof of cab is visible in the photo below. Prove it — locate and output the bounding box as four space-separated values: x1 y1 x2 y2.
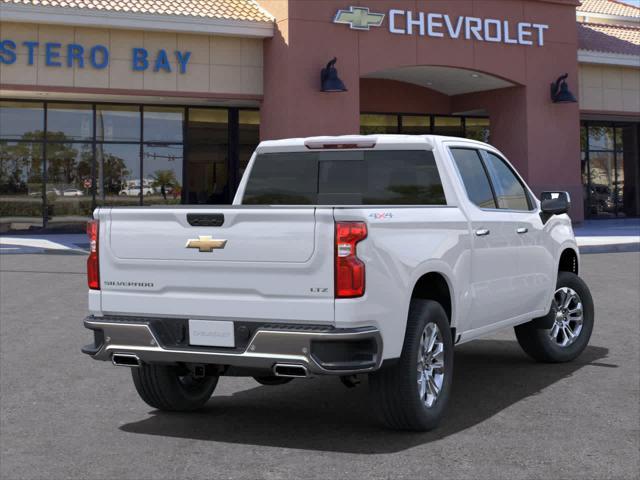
255 134 490 153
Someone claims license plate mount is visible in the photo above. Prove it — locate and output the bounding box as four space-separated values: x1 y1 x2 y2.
188 320 235 348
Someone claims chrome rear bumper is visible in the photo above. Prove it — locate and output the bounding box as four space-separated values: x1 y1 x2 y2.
82 316 382 376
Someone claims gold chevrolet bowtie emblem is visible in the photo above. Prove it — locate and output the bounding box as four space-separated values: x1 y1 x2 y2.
185 236 227 252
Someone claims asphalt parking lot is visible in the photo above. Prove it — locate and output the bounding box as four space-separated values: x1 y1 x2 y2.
1 252 638 480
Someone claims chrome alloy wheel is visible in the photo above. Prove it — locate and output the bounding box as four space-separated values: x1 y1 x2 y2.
549 287 584 347
417 322 445 408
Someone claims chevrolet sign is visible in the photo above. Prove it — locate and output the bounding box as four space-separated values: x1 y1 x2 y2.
333 6 549 47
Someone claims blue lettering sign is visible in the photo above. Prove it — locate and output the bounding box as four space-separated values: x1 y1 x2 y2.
132 47 148 71
153 49 171 73
45 42 62 67
22 41 38 65
0 39 17 64
90 45 109 69
67 44 84 68
1 39 192 74
175 51 191 74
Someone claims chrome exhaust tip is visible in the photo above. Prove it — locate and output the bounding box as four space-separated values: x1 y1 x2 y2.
273 363 308 378
112 353 141 367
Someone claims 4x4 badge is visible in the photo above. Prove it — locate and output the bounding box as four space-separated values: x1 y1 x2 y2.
334 6 385 31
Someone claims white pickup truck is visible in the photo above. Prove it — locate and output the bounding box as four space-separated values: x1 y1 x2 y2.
82 135 594 431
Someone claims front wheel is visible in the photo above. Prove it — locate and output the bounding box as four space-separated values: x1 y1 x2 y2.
515 271 594 363
369 299 454 431
131 364 218 411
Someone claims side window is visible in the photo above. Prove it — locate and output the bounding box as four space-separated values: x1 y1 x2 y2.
450 148 497 209
480 151 531 211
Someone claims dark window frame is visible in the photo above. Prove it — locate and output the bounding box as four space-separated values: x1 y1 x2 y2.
449 147 534 212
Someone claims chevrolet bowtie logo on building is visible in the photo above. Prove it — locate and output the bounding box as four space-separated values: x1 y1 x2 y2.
186 236 227 252
334 6 385 31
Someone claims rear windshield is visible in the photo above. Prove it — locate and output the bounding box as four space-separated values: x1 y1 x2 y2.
242 150 446 205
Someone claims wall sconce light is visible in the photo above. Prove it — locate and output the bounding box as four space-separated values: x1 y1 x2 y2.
550 73 577 104
321 57 348 92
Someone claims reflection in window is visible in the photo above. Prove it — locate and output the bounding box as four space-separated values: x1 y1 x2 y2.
588 151 616 217
0 141 44 228
0 101 44 140
143 107 183 143
97 105 140 142
434 117 463 137
144 144 183 204
186 109 228 204
46 143 94 224
481 151 530 211
239 110 260 181
47 104 93 141
450 148 496 209
588 126 614 151
360 114 398 134
97 143 141 206
465 118 491 143
401 116 431 135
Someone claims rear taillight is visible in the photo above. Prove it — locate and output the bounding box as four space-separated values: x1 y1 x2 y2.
87 220 99 290
335 222 367 298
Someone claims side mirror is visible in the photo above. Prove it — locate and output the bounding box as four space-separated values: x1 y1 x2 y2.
540 191 571 216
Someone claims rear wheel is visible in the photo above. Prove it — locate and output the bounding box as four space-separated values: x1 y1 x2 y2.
131 364 218 411
515 271 594 363
369 300 453 431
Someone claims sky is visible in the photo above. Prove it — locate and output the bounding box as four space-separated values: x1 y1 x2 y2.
617 0 640 7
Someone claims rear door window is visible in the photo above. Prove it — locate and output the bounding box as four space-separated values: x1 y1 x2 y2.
450 148 497 209
242 150 447 205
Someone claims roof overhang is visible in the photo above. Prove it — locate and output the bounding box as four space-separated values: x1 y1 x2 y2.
578 49 640 67
0 3 275 38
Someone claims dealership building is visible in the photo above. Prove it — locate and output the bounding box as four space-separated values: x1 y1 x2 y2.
0 0 638 230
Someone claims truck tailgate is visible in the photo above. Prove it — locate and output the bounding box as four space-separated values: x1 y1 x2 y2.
97 207 335 323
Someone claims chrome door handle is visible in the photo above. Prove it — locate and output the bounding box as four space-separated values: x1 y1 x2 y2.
475 229 490 237
517 227 529 234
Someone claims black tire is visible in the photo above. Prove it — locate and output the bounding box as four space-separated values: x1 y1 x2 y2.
131 364 218 411
369 299 454 431
515 271 594 363
253 376 293 386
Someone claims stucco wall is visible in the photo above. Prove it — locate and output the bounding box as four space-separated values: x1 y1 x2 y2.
0 22 263 96
579 63 640 114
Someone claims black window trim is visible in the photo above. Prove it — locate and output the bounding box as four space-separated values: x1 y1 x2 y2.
477 149 535 213
448 145 536 213
448 146 498 210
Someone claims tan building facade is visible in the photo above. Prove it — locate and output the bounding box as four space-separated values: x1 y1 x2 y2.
0 22 264 96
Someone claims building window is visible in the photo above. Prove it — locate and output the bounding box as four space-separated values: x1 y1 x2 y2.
186 108 229 204
582 121 639 218
360 113 490 141
0 100 261 231
360 114 399 134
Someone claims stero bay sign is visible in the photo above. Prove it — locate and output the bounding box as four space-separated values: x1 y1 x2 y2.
0 40 192 73
334 6 550 46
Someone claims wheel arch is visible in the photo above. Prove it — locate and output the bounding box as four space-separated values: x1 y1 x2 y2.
410 271 454 327
558 247 579 276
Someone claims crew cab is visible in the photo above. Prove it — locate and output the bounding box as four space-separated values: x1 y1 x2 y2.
82 135 594 431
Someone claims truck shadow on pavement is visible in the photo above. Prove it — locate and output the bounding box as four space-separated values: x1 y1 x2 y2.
120 339 611 454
